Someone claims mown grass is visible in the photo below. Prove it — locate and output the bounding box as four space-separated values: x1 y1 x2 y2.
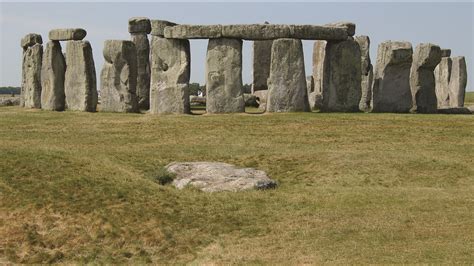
0 106 473 264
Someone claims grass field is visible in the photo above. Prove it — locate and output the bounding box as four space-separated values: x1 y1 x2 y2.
1 99 473 263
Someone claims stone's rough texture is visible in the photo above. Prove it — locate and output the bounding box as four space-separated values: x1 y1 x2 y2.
448 56 467 108
251 40 272 93
64 40 97 112
321 39 362 112
434 57 452 108
128 17 151 34
166 162 277 192
100 40 139 113
324 21 356 36
410 43 441 113
437 107 472 114
0 97 20 106
253 89 268 111
372 41 413 113
267 39 310 112
312 40 327 109
49 28 87 41
41 41 66 111
21 43 43 108
21 33 42 50
440 49 451 58
164 24 348 40
131 33 151 109
150 20 177 36
206 38 245 113
306 75 314 94
190 95 206 106
149 36 191 114
355 36 373 111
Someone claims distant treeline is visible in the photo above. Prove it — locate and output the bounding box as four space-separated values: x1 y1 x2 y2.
0 87 21 95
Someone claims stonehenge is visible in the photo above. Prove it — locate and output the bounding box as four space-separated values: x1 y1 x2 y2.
41 40 66 111
355 36 373 112
20 33 43 108
252 39 272 93
129 17 151 110
448 56 467 107
434 50 452 108
49 28 87 41
311 40 326 110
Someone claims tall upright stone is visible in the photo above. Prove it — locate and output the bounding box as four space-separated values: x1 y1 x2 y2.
410 43 441 113
20 34 43 108
206 38 245 113
41 41 66 111
149 36 191 114
311 40 326 109
129 17 151 110
64 40 97 112
448 56 467 107
100 40 139 113
355 35 373 112
267 38 310 112
434 51 452 108
372 41 413 113
320 39 361 112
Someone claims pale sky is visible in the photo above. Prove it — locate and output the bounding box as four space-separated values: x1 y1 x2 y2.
1 1 473 91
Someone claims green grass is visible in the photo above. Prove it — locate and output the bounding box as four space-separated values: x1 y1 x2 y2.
464 91 474 106
0 106 473 264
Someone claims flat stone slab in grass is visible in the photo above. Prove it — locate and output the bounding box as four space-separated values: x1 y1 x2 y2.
165 162 277 192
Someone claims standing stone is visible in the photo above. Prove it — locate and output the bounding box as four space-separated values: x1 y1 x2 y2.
64 40 97 112
206 38 245 113
320 39 361 112
434 57 452 108
355 36 373 112
41 41 66 111
21 34 43 108
311 40 326 109
267 38 309 112
448 56 467 107
129 17 151 110
251 37 272 93
100 40 139 113
410 43 441 113
372 41 413 113
149 36 191 114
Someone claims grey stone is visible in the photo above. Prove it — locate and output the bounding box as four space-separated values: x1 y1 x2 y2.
440 49 451 57
355 36 373 111
244 93 259 107
150 19 177 36
21 33 42 50
41 41 66 111
131 33 151 109
253 89 268 111
360 66 374 112
206 38 245 113
165 24 222 39
267 38 310 112
49 28 87 41
312 40 326 109
251 40 272 93
128 17 151 34
372 41 413 113
448 56 467 107
434 57 452 108
306 75 314 93
190 95 206 106
64 40 97 112
21 43 42 108
324 21 356 36
410 43 441 113
149 36 191 114
165 162 277 192
321 39 362 112
437 107 471 114
100 40 139 113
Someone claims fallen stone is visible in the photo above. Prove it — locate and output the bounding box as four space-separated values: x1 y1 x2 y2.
165 162 277 192
190 95 206 106
128 17 151 34
372 41 413 113
324 21 356 36
41 41 66 111
131 33 151 110
206 38 245 113
434 57 452 108
0 97 20 106
252 39 273 92
150 19 177 36
410 43 441 113
100 40 139 113
253 89 268 111
244 93 259 107
267 38 310 112
64 40 98 112
448 56 467 108
49 28 87 41
149 36 191 114
21 33 42 50
21 43 42 108
437 107 472 114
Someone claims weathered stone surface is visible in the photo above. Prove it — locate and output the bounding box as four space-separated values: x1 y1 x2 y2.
306 75 314 94
166 162 277 192
434 57 452 108
410 43 441 113
251 40 272 92
164 24 348 40
150 19 177 36
64 40 97 112
100 40 139 113
128 17 151 33
372 41 413 113
206 38 245 113
312 40 326 109
21 33 42 50
41 41 66 111
49 28 86 41
131 33 151 109
253 89 268 111
324 21 356 36
360 66 373 112
149 36 191 114
267 38 310 112
190 95 206 106
21 43 42 108
437 107 471 114
440 49 451 57
355 36 373 111
321 39 362 112
448 56 467 108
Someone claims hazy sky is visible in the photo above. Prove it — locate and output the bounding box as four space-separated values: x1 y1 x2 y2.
1 1 473 91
